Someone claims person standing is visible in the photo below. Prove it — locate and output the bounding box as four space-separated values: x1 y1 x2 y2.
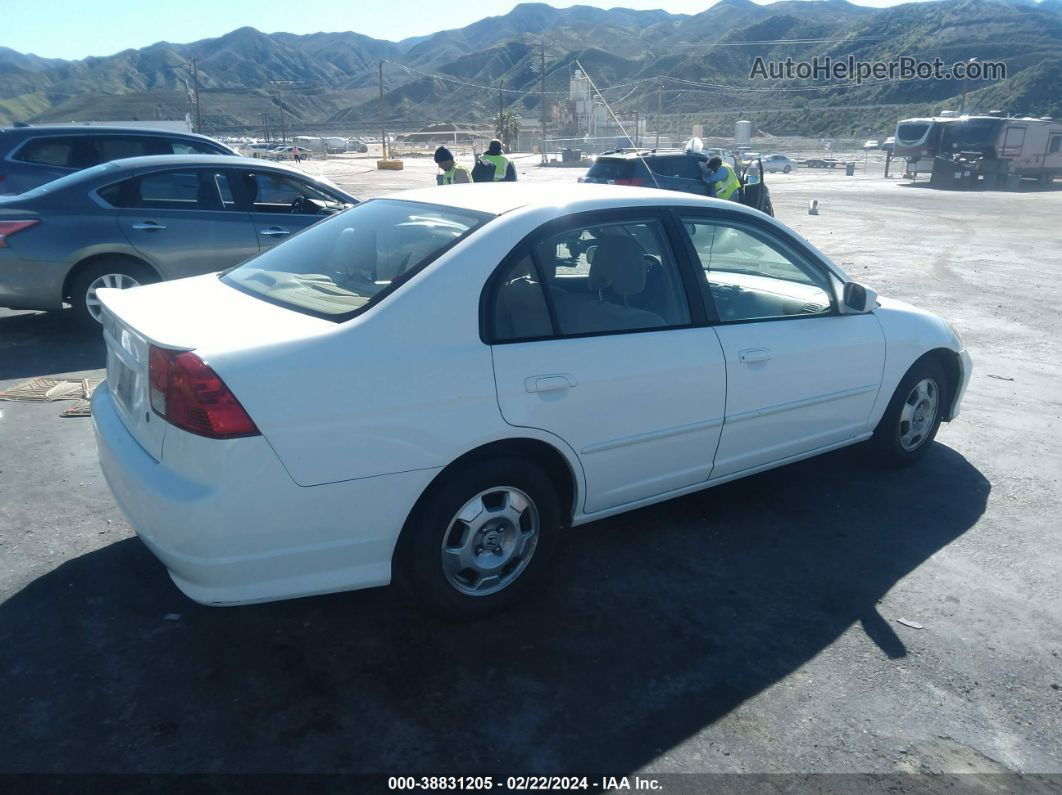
478 138 517 182
291 144 301 164
434 146 471 184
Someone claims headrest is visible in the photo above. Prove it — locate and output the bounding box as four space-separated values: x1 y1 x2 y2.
588 236 646 297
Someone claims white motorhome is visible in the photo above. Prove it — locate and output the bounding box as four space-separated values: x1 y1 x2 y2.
895 114 1062 182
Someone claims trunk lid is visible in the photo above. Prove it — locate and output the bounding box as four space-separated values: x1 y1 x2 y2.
98 273 333 461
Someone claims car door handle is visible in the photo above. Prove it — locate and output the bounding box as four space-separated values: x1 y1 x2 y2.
524 374 577 393
130 221 166 231
739 347 773 363
260 227 291 237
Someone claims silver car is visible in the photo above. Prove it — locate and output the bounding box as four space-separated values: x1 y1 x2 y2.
0 155 356 324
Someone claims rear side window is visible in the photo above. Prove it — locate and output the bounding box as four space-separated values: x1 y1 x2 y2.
493 255 553 341
96 136 170 161
585 159 633 182
98 169 223 210
14 136 98 168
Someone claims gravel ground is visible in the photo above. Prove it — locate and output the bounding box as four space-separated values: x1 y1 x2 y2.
0 159 1059 785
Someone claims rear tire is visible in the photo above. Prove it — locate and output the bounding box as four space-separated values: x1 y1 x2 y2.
394 458 561 620
69 258 157 327
869 358 947 467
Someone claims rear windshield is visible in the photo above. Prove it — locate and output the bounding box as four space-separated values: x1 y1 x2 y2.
585 158 634 181
222 199 491 320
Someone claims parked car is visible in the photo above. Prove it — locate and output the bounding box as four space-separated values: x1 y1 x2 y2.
271 145 314 161
581 149 735 195
864 139 880 150
91 183 971 618
882 136 896 154
0 125 235 195
0 154 355 324
757 154 795 173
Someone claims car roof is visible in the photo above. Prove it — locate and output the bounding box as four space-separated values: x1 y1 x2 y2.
87 154 300 171
0 125 220 141
382 182 763 218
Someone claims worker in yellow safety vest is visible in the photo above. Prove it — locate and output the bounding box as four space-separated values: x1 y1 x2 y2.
434 146 471 185
704 155 741 200
477 138 517 182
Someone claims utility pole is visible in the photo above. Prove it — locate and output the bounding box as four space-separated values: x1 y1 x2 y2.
498 80 505 142
379 60 387 160
655 78 662 149
539 41 547 164
191 58 203 134
261 113 270 142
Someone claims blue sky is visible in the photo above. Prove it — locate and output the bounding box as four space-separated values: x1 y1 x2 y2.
4 0 934 60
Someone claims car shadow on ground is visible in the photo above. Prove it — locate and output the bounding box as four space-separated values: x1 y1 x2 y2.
0 310 104 382
0 444 988 774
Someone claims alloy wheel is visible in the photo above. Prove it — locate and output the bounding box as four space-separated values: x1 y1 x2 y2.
84 272 142 323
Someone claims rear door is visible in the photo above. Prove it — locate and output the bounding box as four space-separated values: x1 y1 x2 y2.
106 167 259 278
488 210 727 514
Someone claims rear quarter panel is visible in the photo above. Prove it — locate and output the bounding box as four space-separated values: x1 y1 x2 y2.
205 210 587 491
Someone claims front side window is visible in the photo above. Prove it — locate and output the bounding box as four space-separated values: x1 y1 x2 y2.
518 218 691 337
223 199 489 319
240 171 343 213
170 139 227 155
680 218 833 322
1049 135 1062 155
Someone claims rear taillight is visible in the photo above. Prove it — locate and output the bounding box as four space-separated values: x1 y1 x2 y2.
614 178 644 187
148 345 259 439
0 220 39 247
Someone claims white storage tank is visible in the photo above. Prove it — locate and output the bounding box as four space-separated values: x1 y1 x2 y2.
735 120 752 147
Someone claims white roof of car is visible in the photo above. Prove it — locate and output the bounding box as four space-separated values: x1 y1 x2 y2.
383 182 755 218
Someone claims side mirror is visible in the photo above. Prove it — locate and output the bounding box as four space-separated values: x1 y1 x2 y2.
842 281 878 313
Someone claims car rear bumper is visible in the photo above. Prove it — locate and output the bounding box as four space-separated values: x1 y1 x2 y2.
91 386 438 605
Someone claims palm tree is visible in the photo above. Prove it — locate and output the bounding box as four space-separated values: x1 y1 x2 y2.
495 110 521 150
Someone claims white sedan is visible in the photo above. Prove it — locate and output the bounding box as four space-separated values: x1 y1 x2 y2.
92 184 971 618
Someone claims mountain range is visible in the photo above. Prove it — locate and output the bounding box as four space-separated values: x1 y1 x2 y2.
2 0 1060 138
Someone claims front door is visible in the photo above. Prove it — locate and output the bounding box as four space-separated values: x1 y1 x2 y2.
488 213 727 515
112 167 259 278
228 168 349 251
675 214 885 479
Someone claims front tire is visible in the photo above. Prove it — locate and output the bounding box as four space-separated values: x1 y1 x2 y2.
783 165 792 174
394 458 561 620
870 358 947 467
69 258 157 326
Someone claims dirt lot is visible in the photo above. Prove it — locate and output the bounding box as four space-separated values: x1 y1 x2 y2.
1 159 1060 784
